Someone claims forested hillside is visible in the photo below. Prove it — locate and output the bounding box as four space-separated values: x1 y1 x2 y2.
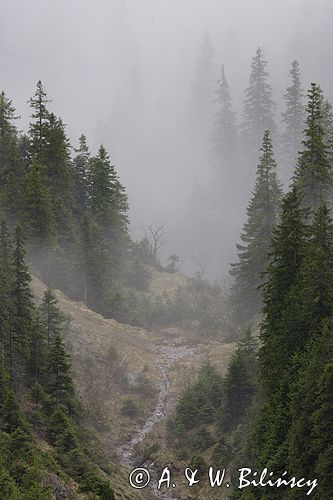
1 1 333 498
0 222 116 498
0 81 235 498
167 82 333 499
1 81 174 326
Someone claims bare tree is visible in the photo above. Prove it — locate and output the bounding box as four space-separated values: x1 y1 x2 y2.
145 224 168 258
191 254 211 310
192 253 210 282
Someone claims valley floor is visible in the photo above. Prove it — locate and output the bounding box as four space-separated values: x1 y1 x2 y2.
31 273 235 499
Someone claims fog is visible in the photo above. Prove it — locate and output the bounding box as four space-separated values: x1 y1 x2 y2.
2 0 333 278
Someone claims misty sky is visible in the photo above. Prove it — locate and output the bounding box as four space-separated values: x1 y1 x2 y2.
1 0 333 278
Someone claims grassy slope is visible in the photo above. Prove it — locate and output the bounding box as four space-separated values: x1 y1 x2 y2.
31 269 235 499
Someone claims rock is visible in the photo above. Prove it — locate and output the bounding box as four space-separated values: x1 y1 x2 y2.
42 473 78 499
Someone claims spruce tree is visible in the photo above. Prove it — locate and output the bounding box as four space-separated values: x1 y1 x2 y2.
269 204 333 392
44 114 73 204
28 314 47 387
187 32 216 163
311 361 333 497
259 188 307 392
23 159 54 244
0 91 19 182
46 333 75 412
0 220 13 276
287 324 333 489
248 195 333 486
10 225 33 373
88 145 129 278
0 223 14 381
43 113 78 248
190 33 215 128
296 205 333 340
39 288 65 347
28 84 78 251
210 65 239 168
293 83 332 211
322 98 333 169
88 145 128 233
73 134 90 211
0 225 13 373
248 192 308 484
80 214 111 310
1 389 22 434
249 204 333 489
28 80 51 163
0 265 10 363
281 60 305 181
217 329 257 433
242 47 276 167
0 466 20 499
0 91 22 222
230 130 282 323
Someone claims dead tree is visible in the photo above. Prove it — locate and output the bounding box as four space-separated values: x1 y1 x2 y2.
145 224 168 259
191 254 211 309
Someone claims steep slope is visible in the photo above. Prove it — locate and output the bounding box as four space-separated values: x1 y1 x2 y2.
31 271 235 499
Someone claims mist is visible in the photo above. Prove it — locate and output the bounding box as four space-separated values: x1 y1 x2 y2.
2 0 333 278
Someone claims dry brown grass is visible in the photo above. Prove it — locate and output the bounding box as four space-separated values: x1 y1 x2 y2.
31 274 236 499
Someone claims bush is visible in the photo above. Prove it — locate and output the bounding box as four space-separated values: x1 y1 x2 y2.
47 407 78 452
133 372 156 397
189 454 207 476
120 398 139 417
191 427 215 451
80 468 115 499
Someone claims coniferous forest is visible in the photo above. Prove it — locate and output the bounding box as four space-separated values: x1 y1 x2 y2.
1 1 333 499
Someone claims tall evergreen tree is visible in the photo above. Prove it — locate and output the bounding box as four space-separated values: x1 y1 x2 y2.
43 114 78 245
39 289 65 348
230 131 282 323
0 91 22 222
251 204 333 494
73 134 90 211
259 188 307 392
191 33 215 115
322 98 333 169
0 265 11 376
28 313 47 386
0 220 13 276
296 205 333 339
245 191 308 485
23 159 54 244
281 60 305 182
217 329 257 433
210 65 239 170
88 146 128 232
44 115 73 201
80 214 111 310
28 80 51 163
0 91 19 181
293 83 332 211
10 225 33 373
46 333 75 412
28 84 78 244
190 33 216 147
0 221 13 371
242 48 276 168
88 145 128 278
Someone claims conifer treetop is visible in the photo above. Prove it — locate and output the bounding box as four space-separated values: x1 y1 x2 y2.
293 83 332 211
242 47 276 162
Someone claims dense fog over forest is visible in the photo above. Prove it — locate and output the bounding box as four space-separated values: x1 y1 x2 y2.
2 0 333 277
2 2 333 498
